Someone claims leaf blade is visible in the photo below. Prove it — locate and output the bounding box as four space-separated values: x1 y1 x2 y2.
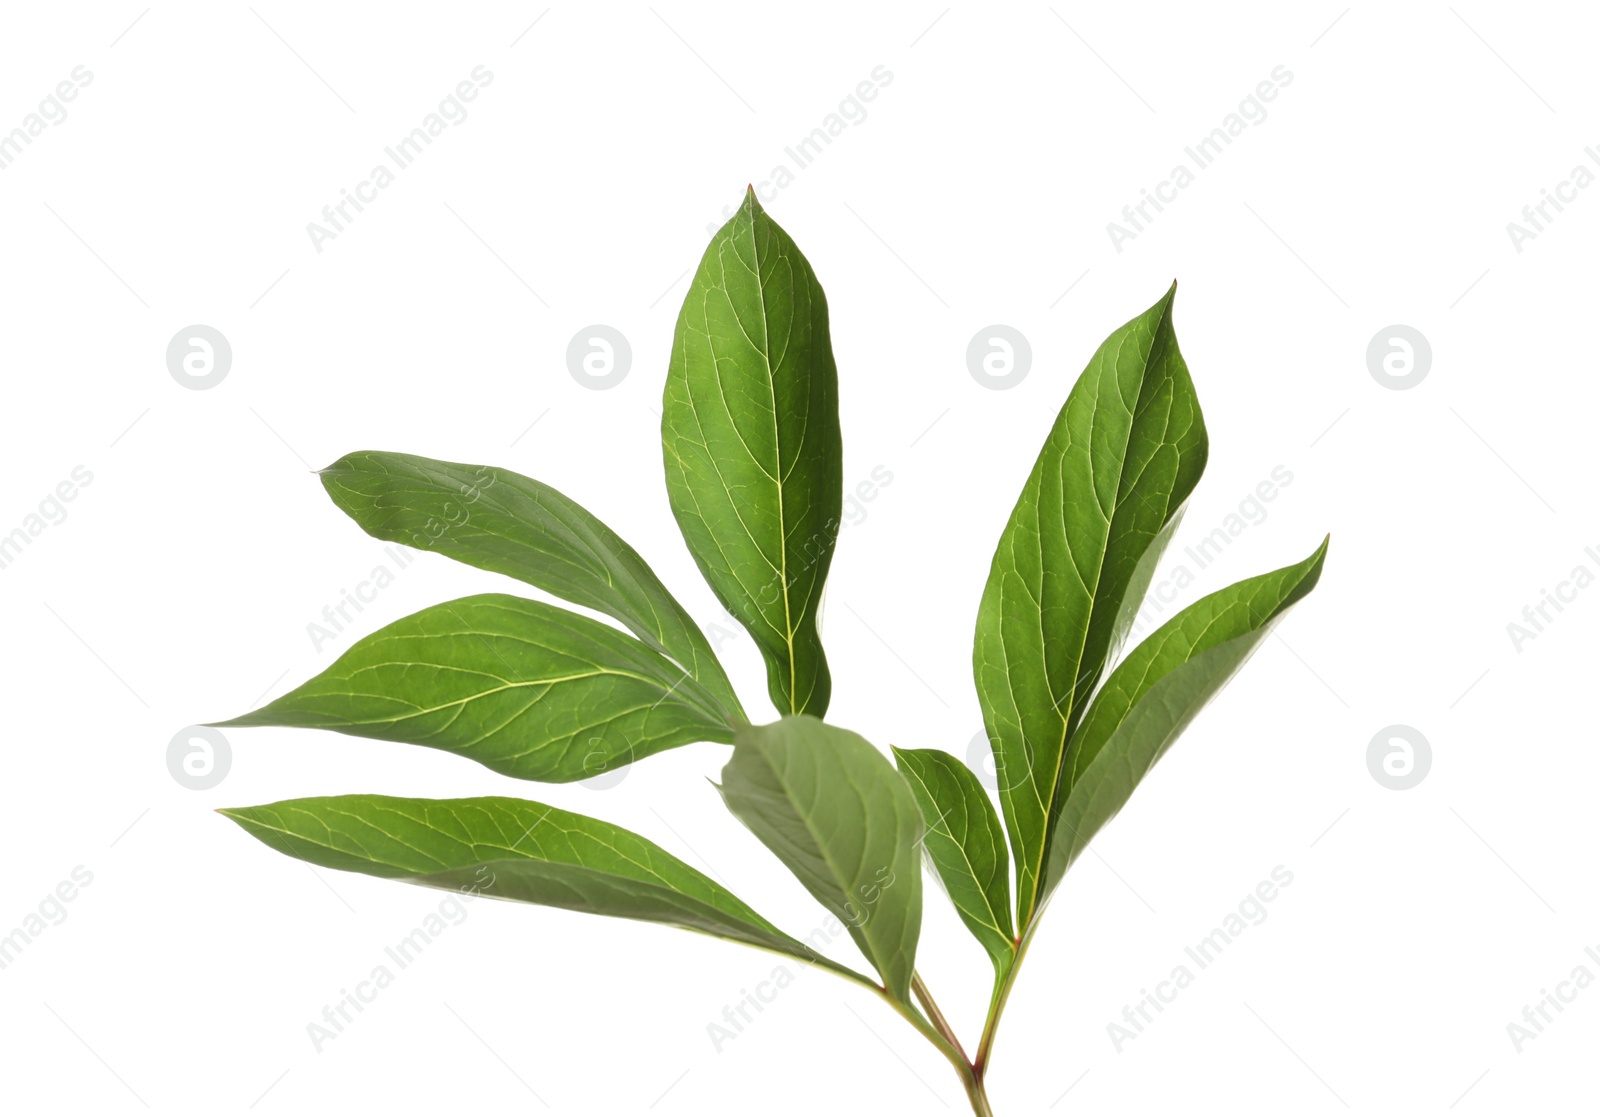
318 450 744 720
974 284 1208 925
215 593 733 782
719 717 922 1001
892 746 1015 969
663 190 842 717
1039 539 1328 904
221 794 859 974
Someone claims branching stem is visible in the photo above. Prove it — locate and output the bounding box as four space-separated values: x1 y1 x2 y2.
888 970 995 1116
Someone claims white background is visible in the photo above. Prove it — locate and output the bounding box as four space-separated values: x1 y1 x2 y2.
1 2 1595 1114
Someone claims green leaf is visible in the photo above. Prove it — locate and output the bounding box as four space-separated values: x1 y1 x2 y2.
718 716 922 1001
318 450 744 721
973 283 1208 927
662 189 842 718
221 794 861 976
214 593 733 782
1039 538 1328 906
891 747 1015 970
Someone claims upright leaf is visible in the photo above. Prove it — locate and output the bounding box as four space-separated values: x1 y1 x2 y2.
214 594 733 782
719 717 922 1001
1040 539 1328 905
222 795 862 977
892 747 1015 970
974 284 1207 926
662 189 842 718
319 450 743 720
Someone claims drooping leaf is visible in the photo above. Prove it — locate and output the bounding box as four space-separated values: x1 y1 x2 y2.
214 593 733 782
318 450 743 720
662 189 842 718
221 794 862 976
892 746 1015 970
1039 538 1328 906
718 717 922 1001
973 283 1207 926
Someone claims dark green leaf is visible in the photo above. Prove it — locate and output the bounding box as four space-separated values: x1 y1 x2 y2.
719 716 922 1001
974 283 1207 926
221 794 861 975
892 746 1015 969
662 190 841 718
214 593 733 782
1040 538 1328 905
318 450 743 720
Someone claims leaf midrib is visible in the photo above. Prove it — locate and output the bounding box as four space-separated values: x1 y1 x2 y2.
1021 298 1176 923
755 739 887 962
232 810 768 927
736 210 800 712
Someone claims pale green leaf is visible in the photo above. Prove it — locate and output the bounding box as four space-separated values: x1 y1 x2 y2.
719 716 922 1001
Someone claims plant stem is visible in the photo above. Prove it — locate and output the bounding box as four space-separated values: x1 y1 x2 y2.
904 971 996 1116
975 932 1034 1075
912 971 968 1061
962 1073 997 1117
